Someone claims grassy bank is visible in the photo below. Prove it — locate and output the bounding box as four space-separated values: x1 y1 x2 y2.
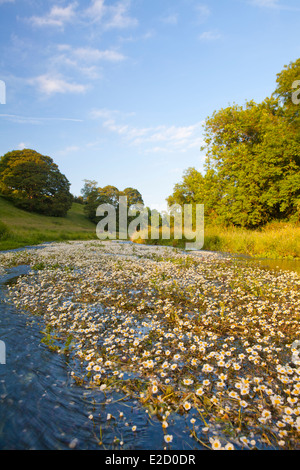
1 195 300 258
136 221 300 259
205 222 300 259
0 196 97 251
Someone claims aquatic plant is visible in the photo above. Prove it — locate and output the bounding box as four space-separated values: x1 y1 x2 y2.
1 240 299 450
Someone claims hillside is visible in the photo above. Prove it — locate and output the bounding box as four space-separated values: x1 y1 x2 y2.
0 196 97 251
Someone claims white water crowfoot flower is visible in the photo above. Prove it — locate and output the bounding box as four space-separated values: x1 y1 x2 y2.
183 378 194 386
2 240 300 450
183 402 192 411
209 438 222 450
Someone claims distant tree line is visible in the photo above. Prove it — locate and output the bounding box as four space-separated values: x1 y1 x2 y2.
168 58 300 228
0 149 147 232
80 179 145 229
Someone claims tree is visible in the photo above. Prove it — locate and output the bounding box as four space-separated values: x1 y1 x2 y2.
201 98 300 226
273 58 300 133
121 187 144 206
81 179 99 201
167 167 220 222
81 181 146 235
0 149 72 216
168 59 300 228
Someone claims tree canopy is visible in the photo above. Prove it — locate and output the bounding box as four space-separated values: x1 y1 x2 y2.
0 149 73 217
168 59 300 228
81 180 144 227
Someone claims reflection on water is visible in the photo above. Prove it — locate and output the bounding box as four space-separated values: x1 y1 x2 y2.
233 254 300 274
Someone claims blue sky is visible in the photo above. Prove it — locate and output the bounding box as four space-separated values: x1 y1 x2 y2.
0 0 299 212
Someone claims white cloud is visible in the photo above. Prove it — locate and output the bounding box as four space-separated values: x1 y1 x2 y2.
48 45 125 81
90 108 135 119
56 145 80 156
0 0 15 4
251 0 280 7
196 4 211 22
94 111 205 153
84 0 138 28
160 13 178 25
0 113 83 124
249 0 300 9
104 0 138 29
72 47 126 62
30 3 78 28
85 0 105 22
29 74 88 95
198 30 221 41
26 0 138 32
17 142 27 149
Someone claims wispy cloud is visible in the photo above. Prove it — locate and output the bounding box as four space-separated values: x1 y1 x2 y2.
56 145 81 156
93 109 204 153
251 0 280 7
104 0 138 29
198 30 221 41
249 0 300 10
160 13 178 25
84 0 105 22
67 45 126 62
0 113 84 124
195 4 211 22
17 142 27 149
38 43 125 86
30 3 78 29
28 0 138 30
29 74 88 95
90 108 135 119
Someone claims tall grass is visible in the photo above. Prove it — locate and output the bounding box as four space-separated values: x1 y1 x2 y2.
204 222 300 259
135 222 300 259
0 220 11 241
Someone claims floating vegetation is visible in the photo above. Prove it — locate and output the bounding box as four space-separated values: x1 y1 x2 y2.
1 240 299 450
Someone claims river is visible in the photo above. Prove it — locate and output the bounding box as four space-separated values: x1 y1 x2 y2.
0 257 195 450
0 243 299 450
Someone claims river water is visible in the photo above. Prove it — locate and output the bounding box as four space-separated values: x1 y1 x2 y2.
0 263 195 450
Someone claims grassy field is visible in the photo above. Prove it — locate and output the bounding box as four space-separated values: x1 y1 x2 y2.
0 196 97 251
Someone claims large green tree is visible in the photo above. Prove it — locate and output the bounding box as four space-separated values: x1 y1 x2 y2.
0 149 73 216
202 98 300 227
168 58 300 228
273 58 300 133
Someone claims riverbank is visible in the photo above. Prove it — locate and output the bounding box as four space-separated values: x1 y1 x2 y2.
1 194 299 259
138 221 300 260
1 240 299 450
